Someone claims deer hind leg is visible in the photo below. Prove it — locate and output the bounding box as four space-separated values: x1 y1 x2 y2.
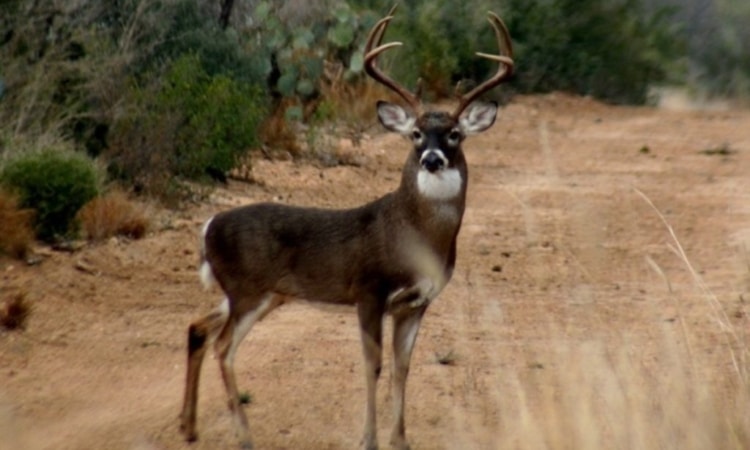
389 307 426 450
180 298 230 441
214 293 279 450
358 300 385 450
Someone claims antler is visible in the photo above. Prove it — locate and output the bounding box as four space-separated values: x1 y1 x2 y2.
452 12 514 118
363 6 422 113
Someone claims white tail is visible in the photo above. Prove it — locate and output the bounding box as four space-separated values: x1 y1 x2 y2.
179 7 514 450
198 218 216 290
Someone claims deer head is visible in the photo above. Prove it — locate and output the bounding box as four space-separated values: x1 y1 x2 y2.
364 8 513 171
363 8 513 205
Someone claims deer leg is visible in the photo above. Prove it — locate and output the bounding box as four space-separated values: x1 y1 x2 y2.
214 294 277 450
180 299 230 441
358 299 385 450
389 307 426 450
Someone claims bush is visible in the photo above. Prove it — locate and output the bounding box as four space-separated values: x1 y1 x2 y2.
501 0 683 104
164 55 267 179
687 1 750 100
107 54 267 200
0 149 100 242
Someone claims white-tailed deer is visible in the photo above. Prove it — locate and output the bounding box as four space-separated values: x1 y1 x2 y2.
179 8 513 450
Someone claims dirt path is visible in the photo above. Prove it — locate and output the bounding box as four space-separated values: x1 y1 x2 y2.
2 94 749 450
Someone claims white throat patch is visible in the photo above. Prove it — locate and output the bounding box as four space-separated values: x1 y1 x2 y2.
417 168 462 200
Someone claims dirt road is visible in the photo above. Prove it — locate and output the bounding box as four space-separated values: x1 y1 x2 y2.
2 94 749 449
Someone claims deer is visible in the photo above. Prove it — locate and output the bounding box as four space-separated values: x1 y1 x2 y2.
179 7 513 450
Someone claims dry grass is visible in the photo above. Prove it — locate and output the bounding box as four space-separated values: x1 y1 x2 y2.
462 183 749 449
505 191 749 450
319 75 403 131
490 338 749 449
259 98 303 157
76 189 150 242
0 189 35 259
0 292 31 331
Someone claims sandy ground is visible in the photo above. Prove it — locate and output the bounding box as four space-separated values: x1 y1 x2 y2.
1 93 749 450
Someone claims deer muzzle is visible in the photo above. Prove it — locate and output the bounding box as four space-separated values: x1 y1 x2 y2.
420 150 446 173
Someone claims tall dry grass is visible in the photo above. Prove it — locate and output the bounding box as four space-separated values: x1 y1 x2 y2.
449 164 749 449
480 331 749 449
475 189 749 450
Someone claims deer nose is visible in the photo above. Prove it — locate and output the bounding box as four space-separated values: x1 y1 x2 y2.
421 151 445 173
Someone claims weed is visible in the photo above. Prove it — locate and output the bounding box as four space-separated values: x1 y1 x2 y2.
238 391 252 405
435 350 458 366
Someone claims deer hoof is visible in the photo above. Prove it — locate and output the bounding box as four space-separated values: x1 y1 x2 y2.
179 421 198 442
389 436 411 450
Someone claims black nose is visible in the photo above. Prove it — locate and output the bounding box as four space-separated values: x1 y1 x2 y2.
421 152 444 173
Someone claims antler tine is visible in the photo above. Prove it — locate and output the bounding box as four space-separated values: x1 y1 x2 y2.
364 8 421 112
453 12 514 118
370 4 398 50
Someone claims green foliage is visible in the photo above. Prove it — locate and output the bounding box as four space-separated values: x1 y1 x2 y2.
0 148 99 242
164 55 267 179
108 54 266 198
689 0 750 99
133 0 270 84
248 1 375 112
502 0 683 104
349 0 682 104
384 3 460 98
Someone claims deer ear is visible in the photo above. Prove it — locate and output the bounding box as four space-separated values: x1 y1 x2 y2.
459 101 498 135
377 101 416 135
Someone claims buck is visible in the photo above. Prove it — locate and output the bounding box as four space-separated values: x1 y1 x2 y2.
179 8 513 450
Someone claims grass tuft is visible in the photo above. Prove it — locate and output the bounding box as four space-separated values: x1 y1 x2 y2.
77 190 150 242
0 189 35 259
1 292 31 331
435 350 458 366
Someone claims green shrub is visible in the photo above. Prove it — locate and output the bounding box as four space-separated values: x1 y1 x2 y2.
0 148 99 242
688 0 750 100
164 55 267 179
107 54 266 200
130 0 271 85
501 0 683 104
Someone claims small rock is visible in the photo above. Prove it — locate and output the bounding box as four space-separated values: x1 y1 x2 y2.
74 259 99 276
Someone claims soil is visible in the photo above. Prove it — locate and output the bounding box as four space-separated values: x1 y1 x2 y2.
1 93 749 450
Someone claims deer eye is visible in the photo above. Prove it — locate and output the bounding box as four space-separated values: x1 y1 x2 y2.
411 130 423 142
447 130 462 145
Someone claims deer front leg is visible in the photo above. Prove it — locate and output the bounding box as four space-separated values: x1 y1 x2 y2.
358 300 385 450
214 295 277 449
390 307 426 450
